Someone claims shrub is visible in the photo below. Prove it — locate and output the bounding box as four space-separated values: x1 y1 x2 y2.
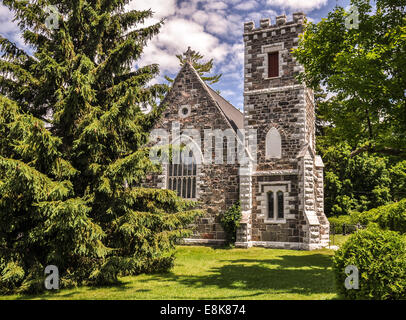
350 199 406 234
328 215 357 234
333 226 406 300
349 210 378 226
389 161 406 202
220 202 241 243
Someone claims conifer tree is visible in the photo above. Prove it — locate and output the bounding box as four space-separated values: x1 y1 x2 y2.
165 47 222 85
0 0 200 294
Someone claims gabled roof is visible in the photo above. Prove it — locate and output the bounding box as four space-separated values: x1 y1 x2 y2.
160 60 255 164
206 86 244 131
163 61 243 133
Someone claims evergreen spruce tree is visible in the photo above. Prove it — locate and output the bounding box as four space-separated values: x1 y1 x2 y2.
0 0 201 294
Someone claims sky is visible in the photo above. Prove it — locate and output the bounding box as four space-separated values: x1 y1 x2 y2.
0 0 351 110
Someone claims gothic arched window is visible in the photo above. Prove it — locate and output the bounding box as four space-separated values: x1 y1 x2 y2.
265 187 285 221
265 127 282 159
168 150 197 199
267 191 274 219
277 191 284 219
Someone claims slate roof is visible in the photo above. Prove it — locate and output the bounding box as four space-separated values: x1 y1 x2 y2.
206 86 244 132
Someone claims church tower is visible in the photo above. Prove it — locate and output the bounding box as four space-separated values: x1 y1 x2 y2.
236 13 329 249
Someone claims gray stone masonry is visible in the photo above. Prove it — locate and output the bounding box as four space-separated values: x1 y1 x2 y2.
236 12 329 249
145 12 329 250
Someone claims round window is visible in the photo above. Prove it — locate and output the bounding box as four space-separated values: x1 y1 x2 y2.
179 105 191 118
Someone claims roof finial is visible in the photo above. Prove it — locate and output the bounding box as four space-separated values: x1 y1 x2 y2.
185 46 194 64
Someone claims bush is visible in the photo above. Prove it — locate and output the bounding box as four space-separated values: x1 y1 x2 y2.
350 199 406 234
389 161 406 202
333 226 406 300
220 202 241 244
328 215 357 234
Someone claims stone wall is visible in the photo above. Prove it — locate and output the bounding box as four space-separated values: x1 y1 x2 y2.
243 13 305 91
144 12 329 250
239 13 329 249
146 62 241 242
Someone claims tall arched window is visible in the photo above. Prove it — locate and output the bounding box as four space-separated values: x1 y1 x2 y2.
265 127 282 159
267 191 274 219
168 150 197 199
277 191 284 219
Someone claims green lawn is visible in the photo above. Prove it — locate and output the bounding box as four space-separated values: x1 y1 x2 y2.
1 246 342 300
329 234 352 247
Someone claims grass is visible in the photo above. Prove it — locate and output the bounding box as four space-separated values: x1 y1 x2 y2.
0 246 343 300
329 234 352 247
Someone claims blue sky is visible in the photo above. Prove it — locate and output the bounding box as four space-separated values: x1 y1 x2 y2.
0 0 351 110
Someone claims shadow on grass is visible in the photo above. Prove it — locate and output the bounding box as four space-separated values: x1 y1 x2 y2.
142 253 336 297
14 253 336 300
231 253 333 269
14 279 142 300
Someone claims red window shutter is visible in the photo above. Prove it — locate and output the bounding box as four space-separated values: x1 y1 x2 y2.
268 52 279 78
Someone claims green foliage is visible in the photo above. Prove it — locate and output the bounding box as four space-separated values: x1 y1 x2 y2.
389 161 406 202
294 0 406 158
333 226 406 300
351 199 406 234
328 215 356 234
220 202 241 243
165 48 222 85
302 1 406 218
0 0 201 294
321 143 391 216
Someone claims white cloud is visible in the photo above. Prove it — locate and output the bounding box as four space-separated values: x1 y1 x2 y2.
126 0 177 19
220 89 236 97
138 18 230 75
0 0 330 110
0 4 27 49
204 2 229 11
266 0 328 12
192 10 210 25
234 1 258 11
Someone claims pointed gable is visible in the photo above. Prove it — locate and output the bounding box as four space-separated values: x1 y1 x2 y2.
160 62 243 133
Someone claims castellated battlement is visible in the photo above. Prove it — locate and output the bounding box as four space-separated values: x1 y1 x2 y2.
244 12 305 33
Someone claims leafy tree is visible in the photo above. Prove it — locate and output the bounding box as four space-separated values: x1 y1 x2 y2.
321 143 391 216
313 85 329 138
294 0 406 158
0 0 200 294
389 161 406 202
165 47 222 85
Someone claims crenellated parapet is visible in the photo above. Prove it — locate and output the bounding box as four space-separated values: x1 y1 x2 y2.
244 12 305 34
243 12 306 93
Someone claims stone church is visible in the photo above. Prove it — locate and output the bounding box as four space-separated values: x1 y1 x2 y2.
145 12 330 250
